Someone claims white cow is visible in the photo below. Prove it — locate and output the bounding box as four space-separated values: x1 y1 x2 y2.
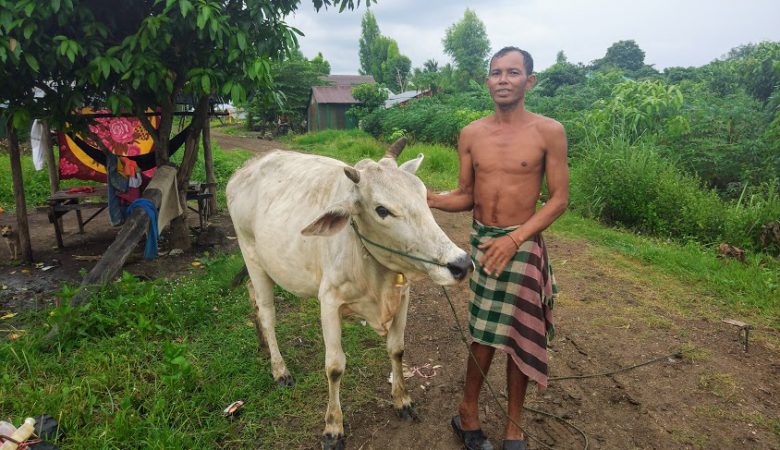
226 147 471 449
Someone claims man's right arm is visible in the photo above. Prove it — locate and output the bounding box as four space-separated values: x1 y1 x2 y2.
427 126 475 212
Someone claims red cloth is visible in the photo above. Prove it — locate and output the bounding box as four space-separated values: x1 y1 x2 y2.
65 186 96 194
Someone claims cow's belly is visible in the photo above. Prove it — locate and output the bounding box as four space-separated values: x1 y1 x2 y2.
247 224 324 297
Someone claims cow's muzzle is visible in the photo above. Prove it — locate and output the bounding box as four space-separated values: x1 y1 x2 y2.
447 254 473 281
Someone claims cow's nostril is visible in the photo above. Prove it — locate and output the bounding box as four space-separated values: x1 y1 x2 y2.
447 255 473 280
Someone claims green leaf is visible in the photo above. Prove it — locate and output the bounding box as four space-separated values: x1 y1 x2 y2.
52 0 61 13
236 32 246 51
24 2 35 16
24 53 38 72
201 75 210 93
179 0 192 17
101 59 110 79
23 24 34 39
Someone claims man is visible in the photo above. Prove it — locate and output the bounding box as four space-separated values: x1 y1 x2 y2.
428 47 569 450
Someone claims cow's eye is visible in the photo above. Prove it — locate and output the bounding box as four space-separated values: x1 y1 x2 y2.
375 205 392 218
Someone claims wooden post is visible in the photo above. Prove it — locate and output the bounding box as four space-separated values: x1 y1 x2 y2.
43 122 59 195
42 122 63 231
7 123 33 263
202 119 217 213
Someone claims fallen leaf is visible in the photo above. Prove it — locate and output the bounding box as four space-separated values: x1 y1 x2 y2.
191 261 202 267
1 312 17 320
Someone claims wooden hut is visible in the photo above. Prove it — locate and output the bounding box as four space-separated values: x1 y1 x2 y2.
307 75 375 132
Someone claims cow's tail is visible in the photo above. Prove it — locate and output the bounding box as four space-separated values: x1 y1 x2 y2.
231 265 249 288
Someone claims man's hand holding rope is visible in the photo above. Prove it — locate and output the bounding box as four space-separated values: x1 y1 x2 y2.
478 232 521 276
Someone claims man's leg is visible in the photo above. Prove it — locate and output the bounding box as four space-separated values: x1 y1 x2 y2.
458 342 496 430
505 356 529 440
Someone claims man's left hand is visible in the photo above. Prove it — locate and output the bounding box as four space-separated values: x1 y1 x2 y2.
478 235 518 276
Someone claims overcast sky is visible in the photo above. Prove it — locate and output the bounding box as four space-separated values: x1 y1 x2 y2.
285 0 780 75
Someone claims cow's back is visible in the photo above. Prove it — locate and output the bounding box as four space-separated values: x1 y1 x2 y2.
227 151 352 295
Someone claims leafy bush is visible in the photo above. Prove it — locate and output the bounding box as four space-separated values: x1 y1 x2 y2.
570 139 780 253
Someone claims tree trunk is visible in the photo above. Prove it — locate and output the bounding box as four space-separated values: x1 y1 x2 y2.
169 95 211 250
7 124 33 263
202 120 217 212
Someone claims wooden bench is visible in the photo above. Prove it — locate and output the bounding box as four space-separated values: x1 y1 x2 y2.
47 183 214 248
47 186 108 248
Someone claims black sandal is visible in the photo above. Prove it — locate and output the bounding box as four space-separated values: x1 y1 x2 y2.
451 415 495 450
502 439 528 450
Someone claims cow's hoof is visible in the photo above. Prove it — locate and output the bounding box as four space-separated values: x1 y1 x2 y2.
275 373 294 387
321 432 346 450
395 403 420 422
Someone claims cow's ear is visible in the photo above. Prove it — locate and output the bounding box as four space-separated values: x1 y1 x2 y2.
399 153 424 174
301 201 355 236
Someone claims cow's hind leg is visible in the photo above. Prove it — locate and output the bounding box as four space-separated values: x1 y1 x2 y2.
387 286 417 421
320 298 346 450
246 267 293 386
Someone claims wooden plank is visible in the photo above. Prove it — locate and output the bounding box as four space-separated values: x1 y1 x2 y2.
69 187 163 306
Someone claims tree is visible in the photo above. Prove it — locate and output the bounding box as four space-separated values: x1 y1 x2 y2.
442 9 490 90
1 0 368 258
358 10 380 76
412 59 442 94
593 40 646 72
246 50 332 132
382 40 411 92
726 41 780 103
555 50 568 64
311 52 331 75
357 10 411 93
347 82 388 124
536 61 586 96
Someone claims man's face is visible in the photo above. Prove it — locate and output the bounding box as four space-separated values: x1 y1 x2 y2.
487 51 535 106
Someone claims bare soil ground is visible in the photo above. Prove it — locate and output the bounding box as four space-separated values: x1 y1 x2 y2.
2 131 778 450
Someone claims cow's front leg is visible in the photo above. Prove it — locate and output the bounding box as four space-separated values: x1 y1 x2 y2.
321 300 346 450
387 284 417 421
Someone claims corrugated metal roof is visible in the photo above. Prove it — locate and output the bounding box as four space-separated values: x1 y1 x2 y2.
322 75 375 86
384 89 431 108
312 85 359 104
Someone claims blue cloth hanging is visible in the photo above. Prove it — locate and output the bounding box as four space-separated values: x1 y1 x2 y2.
127 198 159 260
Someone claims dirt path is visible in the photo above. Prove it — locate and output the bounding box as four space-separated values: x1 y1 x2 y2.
340 209 780 450
211 127 290 154
2 133 778 449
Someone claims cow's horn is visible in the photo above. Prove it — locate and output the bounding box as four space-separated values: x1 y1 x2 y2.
383 136 408 159
344 166 360 184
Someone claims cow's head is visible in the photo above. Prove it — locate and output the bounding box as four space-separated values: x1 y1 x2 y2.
301 143 471 286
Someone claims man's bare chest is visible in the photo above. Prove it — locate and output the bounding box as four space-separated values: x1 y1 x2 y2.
471 142 545 176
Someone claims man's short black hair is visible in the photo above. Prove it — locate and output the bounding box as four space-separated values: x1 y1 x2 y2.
490 47 534 75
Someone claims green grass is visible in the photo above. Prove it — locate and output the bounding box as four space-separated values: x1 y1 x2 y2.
549 213 780 328
0 150 101 212
289 129 459 191
0 254 386 449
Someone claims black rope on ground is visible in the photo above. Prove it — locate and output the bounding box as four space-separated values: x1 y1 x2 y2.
442 286 696 450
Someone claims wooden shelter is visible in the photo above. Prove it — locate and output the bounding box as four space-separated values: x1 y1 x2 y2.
306 75 375 132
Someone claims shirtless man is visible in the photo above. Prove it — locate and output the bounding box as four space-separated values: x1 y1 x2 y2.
428 47 569 450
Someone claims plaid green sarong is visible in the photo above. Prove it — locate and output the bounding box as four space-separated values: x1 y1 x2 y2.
469 220 558 389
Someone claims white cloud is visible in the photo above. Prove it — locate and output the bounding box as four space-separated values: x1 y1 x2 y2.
286 0 780 74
